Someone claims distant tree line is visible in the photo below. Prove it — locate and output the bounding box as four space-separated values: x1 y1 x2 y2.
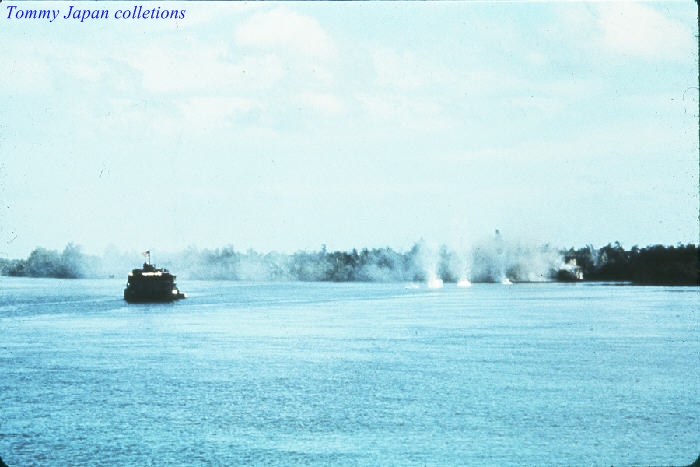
160 241 562 283
1 241 698 285
0 243 94 279
171 244 425 282
565 243 698 285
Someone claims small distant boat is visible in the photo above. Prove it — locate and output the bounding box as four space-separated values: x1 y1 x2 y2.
123 251 185 303
557 257 584 282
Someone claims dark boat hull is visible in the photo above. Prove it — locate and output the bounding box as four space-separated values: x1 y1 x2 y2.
557 268 584 282
124 262 186 303
124 288 185 303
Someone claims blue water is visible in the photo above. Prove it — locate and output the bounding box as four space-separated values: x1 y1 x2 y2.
1 278 698 466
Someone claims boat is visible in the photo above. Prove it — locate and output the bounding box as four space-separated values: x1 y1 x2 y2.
556 257 584 282
123 251 186 303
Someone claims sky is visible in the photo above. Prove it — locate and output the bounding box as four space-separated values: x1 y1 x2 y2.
0 1 698 258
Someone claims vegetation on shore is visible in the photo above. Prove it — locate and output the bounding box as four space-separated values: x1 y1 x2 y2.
1 242 697 285
565 243 698 285
0 243 92 279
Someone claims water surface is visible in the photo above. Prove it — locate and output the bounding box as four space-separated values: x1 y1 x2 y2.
1 278 698 465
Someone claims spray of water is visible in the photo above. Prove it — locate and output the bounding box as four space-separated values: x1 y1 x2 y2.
2 233 567 284
411 240 444 288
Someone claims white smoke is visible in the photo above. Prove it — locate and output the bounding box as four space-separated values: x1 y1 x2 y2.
2 234 565 283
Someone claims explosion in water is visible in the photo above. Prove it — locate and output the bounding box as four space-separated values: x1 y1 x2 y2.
2 233 566 284
6 241 697 285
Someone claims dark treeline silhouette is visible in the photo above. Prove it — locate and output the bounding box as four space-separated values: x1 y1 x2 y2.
0 243 95 279
565 243 698 285
1 241 698 285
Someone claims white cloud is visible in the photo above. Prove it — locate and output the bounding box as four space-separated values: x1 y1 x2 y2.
372 49 436 90
1 56 51 94
235 8 336 60
296 92 345 116
126 44 286 95
178 97 256 129
65 59 105 82
126 45 234 93
355 92 456 134
597 3 695 61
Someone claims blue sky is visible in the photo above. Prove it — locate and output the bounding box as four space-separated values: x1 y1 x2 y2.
0 1 697 258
